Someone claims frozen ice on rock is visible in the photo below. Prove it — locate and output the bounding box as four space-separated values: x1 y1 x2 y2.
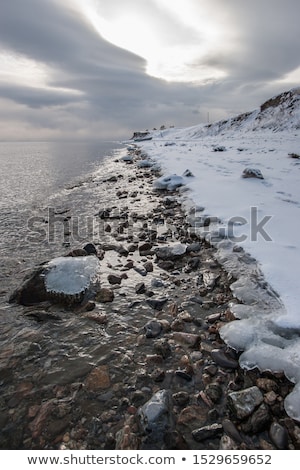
45 256 100 296
153 174 184 191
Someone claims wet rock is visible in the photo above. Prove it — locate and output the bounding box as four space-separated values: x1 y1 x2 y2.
205 383 223 403
146 297 168 311
192 423 223 442
222 419 243 444
107 274 123 285
228 386 264 419
83 243 98 255
138 389 173 449
28 400 55 439
143 261 153 272
186 242 202 253
202 271 219 289
256 377 279 392
175 370 192 381
144 320 162 338
139 243 153 256
177 405 208 431
242 403 271 434
10 256 100 306
172 391 190 407
185 257 201 271
269 422 289 449
153 339 172 358
135 282 146 294
172 332 200 348
66 248 88 257
154 243 187 260
95 288 114 303
133 266 148 277
85 365 111 391
157 260 175 271
242 168 264 179
151 368 165 382
211 349 239 369
115 417 140 450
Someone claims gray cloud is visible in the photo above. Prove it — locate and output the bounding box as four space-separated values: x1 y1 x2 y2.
0 0 299 140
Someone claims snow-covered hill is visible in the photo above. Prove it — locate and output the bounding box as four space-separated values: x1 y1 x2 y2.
154 87 300 140
138 88 300 422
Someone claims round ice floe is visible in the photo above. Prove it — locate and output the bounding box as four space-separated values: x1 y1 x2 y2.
45 256 100 295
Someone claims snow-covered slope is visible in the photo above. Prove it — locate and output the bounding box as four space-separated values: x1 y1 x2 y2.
138 88 300 422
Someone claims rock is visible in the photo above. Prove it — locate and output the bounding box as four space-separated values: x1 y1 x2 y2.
135 282 146 294
138 389 173 449
157 260 175 271
177 405 208 430
172 391 190 407
10 256 100 306
228 386 264 420
144 320 162 338
172 332 200 348
202 271 219 289
182 169 194 177
256 377 279 392
85 365 111 391
222 419 243 444
115 417 140 450
186 242 201 253
242 168 264 179
139 242 153 256
269 422 289 449
83 243 98 255
192 423 223 442
153 339 172 358
211 349 239 369
66 248 88 257
151 368 165 382
175 370 193 381
107 274 123 285
185 257 200 271
143 261 153 272
153 174 184 191
146 298 168 311
242 403 271 434
95 288 114 303
154 243 187 260
205 383 223 403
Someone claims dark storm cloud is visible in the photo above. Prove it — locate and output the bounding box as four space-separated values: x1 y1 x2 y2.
0 0 299 140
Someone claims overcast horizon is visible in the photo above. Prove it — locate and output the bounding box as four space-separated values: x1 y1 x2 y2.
0 0 300 141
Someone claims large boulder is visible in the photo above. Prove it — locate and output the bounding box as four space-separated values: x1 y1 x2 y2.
10 255 101 306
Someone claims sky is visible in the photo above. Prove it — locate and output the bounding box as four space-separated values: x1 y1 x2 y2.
0 0 299 141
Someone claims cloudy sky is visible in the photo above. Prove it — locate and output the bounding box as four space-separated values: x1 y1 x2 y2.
0 0 299 141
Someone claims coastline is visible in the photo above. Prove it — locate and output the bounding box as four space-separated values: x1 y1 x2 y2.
1 143 299 450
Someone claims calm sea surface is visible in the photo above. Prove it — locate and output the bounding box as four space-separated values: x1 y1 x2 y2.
0 141 123 209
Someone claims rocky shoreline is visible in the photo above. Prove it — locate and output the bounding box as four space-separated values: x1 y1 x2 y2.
2 144 300 450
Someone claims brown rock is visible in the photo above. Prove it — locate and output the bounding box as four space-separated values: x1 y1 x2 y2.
85 365 111 391
95 288 114 303
172 332 200 348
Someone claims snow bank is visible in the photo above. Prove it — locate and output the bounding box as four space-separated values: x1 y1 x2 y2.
138 89 300 421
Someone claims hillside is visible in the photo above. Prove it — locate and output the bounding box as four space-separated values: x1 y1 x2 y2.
151 87 300 140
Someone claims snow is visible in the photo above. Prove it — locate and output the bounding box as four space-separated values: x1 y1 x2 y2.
138 88 300 421
45 256 100 296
